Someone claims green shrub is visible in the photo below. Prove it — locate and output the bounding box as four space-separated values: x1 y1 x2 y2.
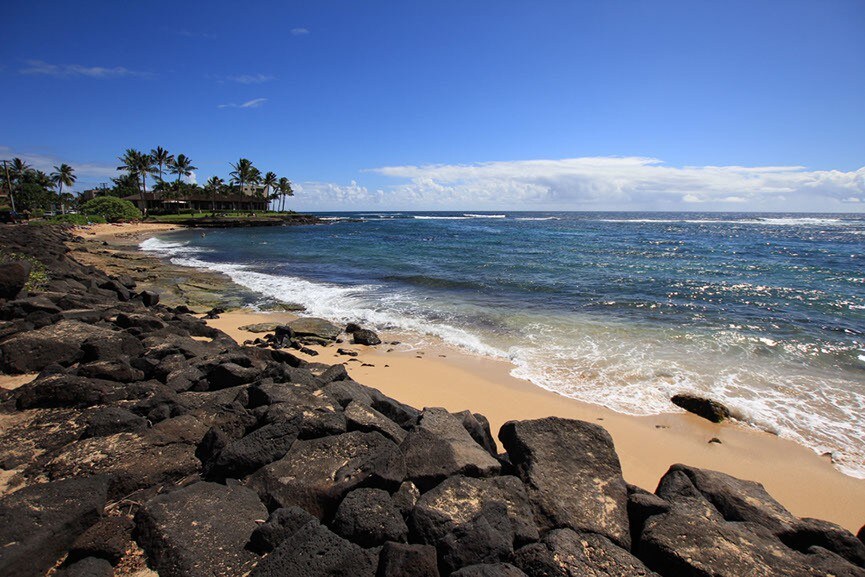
80 196 142 222
50 214 107 225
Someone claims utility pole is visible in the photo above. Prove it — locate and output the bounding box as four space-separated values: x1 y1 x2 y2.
1 160 17 212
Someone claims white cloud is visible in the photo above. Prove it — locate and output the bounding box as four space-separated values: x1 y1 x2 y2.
291 157 865 211
224 73 274 84
290 28 309 36
0 147 117 190
20 59 149 78
217 97 268 109
187 171 197 185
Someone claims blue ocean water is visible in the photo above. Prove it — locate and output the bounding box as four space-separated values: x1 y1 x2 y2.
142 212 865 476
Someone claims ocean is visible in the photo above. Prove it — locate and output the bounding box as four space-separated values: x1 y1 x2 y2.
141 212 865 477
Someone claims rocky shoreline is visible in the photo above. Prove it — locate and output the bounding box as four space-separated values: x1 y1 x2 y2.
1 225 864 577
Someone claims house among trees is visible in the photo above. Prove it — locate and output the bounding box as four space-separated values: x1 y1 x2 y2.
122 190 268 213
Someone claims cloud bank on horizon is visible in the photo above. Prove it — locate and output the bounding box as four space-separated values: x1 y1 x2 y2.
292 157 865 212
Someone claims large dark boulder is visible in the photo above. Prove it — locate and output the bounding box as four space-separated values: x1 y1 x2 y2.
378 541 441 577
670 394 731 423
499 418 631 548
332 487 408 547
83 406 148 438
345 400 407 443
254 382 347 439
0 261 31 299
67 515 134 565
401 407 501 490
135 481 267 577
56 557 113 577
514 528 657 576
250 520 378 577
248 506 318 553
287 317 342 341
410 475 538 573
455 410 498 456
77 359 145 383
352 328 382 345
15 374 123 410
779 518 865 568
0 476 109 577
248 430 405 519
0 320 138 373
451 564 527 576
207 419 299 479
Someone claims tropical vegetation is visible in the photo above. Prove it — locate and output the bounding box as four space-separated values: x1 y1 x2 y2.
80 196 142 222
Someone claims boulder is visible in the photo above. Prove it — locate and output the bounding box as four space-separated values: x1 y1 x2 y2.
287 316 342 340
670 394 731 423
206 361 262 389
83 406 148 438
320 363 350 383
514 528 657 577
411 475 539 572
253 382 346 439
207 419 299 479
248 506 318 553
239 322 282 333
67 515 134 564
499 418 630 548
56 557 113 577
451 564 527 576
402 407 501 490
392 480 421 517
0 320 138 373
332 488 409 547
0 261 31 299
0 476 109 577
378 541 441 577
779 518 865 568
77 359 145 383
115 312 166 332
345 400 407 443
135 482 266 577
140 290 160 307
15 374 123 410
353 328 382 345
455 410 498 456
248 431 405 519
249 520 378 577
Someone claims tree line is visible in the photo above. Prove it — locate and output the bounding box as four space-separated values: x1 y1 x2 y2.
1 158 77 214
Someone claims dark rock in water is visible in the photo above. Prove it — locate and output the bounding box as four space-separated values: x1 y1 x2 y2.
56 557 113 577
83 406 148 438
332 487 408 547
411 475 538 572
0 320 136 373
392 480 420 518
455 410 498 456
135 481 266 577
514 528 656 577
67 515 134 564
139 290 160 307
77 359 145 383
0 475 109 577
779 517 865 568
0 261 31 299
345 322 362 334
208 419 299 479
249 520 379 577
402 407 501 490
248 430 405 519
248 506 317 553
656 464 798 535
287 317 341 340
378 541 440 577
499 417 631 549
345 400 407 443
451 564 527 576
670 394 731 423
338 347 359 356
321 363 350 383
353 328 382 345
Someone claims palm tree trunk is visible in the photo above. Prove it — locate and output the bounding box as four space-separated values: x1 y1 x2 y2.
59 183 65 214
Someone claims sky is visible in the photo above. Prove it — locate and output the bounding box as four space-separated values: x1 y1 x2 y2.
2 0 865 212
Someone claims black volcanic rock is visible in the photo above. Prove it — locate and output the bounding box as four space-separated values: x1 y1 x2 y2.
378 541 441 577
0 476 109 577
248 506 318 553
670 393 731 423
352 328 382 345
135 481 266 577
345 400 407 443
208 419 299 479
0 261 31 299
499 417 631 549
332 488 408 547
451 564 527 577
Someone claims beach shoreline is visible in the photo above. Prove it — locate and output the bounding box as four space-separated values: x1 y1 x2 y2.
72 221 865 532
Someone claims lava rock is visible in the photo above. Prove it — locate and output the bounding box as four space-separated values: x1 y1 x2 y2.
670 394 731 423
332 488 408 547
0 261 31 299
455 410 498 456
402 407 501 490
352 328 382 345
345 400 407 443
378 541 441 577
135 481 266 577
321 363 350 383
83 406 148 438
248 506 318 553
392 480 421 517
0 475 109 577
139 290 160 307
16 374 123 410
56 557 113 577
77 359 145 383
451 564 527 576
208 419 299 479
499 417 630 548
67 515 134 565
779 517 865 568
287 317 342 341
248 430 405 519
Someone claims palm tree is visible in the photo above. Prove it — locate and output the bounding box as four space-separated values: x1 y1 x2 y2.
3 158 30 211
50 164 76 214
229 158 257 196
169 154 197 184
277 177 294 212
117 149 155 210
205 176 224 213
10 158 31 181
150 147 174 183
262 171 277 209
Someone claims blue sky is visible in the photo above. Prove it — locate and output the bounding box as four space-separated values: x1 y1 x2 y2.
3 0 864 211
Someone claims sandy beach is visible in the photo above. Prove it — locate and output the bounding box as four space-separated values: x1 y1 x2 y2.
74 222 865 532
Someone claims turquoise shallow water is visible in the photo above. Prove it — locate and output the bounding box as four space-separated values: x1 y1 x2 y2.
142 212 865 476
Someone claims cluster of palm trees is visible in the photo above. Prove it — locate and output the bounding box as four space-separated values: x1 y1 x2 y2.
1 157 77 213
117 148 294 213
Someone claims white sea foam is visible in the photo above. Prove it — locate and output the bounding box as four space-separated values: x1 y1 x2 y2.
597 217 858 227
463 213 507 218
513 216 560 221
413 216 470 220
